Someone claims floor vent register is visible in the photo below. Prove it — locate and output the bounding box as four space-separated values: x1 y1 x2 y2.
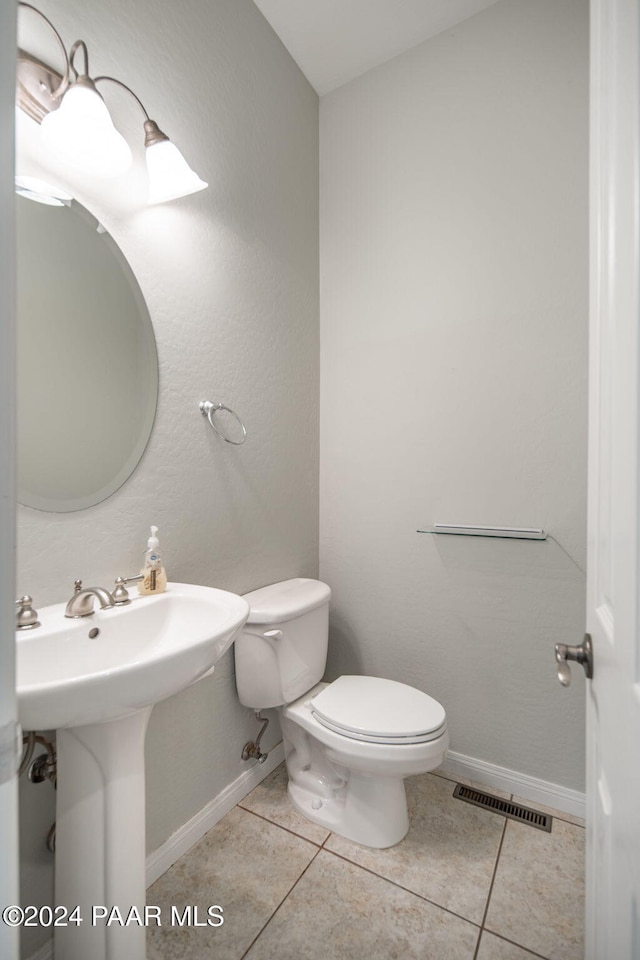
453 783 552 832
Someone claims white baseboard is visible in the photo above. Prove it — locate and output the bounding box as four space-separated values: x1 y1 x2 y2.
439 750 585 820
145 742 285 887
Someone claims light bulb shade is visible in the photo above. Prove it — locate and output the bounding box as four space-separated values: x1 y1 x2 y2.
40 83 132 179
145 139 207 204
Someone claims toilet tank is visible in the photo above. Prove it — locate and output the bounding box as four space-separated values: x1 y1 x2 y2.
234 579 331 708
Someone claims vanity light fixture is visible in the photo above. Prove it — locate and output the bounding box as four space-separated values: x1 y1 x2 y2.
16 2 208 204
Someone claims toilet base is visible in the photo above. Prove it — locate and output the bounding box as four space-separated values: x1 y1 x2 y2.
280 697 448 849
287 772 409 848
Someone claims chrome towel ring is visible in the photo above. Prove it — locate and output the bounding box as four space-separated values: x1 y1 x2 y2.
199 400 247 445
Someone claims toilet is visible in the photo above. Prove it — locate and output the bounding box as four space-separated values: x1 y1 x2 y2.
234 578 448 848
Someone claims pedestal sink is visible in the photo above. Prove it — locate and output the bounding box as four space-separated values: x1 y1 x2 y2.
16 582 249 960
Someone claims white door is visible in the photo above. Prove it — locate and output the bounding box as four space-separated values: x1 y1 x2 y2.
585 0 640 956
0 2 19 960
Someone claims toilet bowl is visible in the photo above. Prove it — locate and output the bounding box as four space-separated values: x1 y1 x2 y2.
234 579 448 848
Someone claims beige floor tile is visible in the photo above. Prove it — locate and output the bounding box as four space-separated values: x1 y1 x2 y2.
239 762 330 845
485 818 585 960
325 772 505 924
147 806 318 960
245 849 479 960
510 794 585 828
476 930 547 959
146 942 165 960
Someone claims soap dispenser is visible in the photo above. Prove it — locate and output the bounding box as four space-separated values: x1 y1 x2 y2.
138 525 167 595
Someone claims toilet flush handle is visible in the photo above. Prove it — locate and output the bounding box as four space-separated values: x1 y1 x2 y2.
242 628 283 643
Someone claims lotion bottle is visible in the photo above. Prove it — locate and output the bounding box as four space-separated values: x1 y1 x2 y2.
138 525 167 595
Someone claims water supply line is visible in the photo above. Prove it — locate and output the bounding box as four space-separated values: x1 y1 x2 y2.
20 731 56 782
241 711 270 763
19 732 57 852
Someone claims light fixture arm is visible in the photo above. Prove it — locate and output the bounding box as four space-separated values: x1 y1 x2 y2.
93 75 170 146
18 1 70 101
93 75 149 119
65 42 108 101
68 39 90 81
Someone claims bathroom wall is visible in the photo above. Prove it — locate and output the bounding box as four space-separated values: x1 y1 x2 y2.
320 0 588 793
15 0 318 955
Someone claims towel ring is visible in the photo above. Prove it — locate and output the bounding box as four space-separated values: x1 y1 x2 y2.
199 400 247 445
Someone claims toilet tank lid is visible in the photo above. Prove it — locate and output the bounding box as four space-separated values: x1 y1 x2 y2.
243 578 331 623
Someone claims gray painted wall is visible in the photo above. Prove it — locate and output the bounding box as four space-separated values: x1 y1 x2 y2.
16 1 318 956
319 0 588 792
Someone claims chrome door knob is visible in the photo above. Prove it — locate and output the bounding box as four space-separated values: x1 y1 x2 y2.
555 633 594 686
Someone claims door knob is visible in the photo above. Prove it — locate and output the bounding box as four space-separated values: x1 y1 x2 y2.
555 633 593 686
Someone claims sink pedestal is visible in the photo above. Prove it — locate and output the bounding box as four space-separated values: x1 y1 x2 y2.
55 707 152 960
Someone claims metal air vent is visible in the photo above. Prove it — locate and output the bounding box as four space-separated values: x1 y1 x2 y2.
453 784 552 832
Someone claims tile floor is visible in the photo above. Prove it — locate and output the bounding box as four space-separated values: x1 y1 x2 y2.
147 764 584 960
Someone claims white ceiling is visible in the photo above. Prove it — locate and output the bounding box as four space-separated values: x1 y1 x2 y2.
252 0 501 95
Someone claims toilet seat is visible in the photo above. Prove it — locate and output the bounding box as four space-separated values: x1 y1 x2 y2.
309 675 447 745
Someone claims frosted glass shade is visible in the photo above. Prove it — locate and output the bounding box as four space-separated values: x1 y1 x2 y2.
145 139 207 204
41 84 132 179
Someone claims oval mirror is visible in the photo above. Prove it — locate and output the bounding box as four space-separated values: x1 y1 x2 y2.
16 193 159 512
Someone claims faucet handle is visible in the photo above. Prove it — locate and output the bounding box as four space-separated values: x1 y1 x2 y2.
15 596 41 630
73 579 83 593
113 575 144 605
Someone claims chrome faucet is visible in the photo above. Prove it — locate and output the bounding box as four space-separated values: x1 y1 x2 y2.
64 579 116 619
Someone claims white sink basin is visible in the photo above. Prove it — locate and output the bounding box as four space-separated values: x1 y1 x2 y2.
16 581 249 731
15 581 250 960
